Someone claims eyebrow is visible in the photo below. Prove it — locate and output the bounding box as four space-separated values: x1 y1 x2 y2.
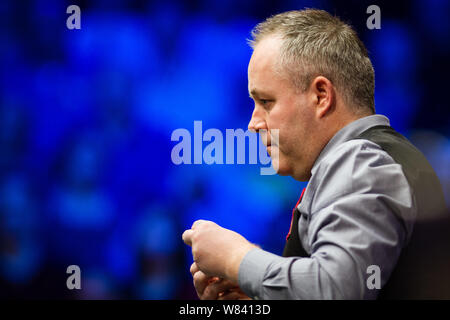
249 89 275 101
249 89 260 99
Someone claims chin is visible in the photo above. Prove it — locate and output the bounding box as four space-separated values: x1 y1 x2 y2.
271 159 292 176
274 159 310 181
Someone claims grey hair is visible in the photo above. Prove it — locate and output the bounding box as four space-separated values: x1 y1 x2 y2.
248 9 375 114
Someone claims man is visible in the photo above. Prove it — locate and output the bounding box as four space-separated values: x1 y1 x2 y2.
182 9 448 299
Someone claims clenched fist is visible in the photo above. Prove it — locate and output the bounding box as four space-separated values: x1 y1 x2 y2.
182 220 257 283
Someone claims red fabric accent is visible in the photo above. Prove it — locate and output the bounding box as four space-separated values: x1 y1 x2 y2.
286 187 306 241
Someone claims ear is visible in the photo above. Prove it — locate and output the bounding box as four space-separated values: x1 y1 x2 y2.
310 76 335 119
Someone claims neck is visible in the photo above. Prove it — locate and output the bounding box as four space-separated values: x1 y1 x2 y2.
295 110 371 181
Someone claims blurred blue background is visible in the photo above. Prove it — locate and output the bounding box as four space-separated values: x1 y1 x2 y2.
0 0 449 299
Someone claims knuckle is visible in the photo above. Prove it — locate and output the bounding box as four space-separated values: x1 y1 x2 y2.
193 271 204 284
192 231 199 241
190 262 197 274
203 285 216 300
191 247 198 258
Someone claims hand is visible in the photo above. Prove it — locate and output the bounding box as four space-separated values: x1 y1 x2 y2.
190 262 251 300
182 220 257 283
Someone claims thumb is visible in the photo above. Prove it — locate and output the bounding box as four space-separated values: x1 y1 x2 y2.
182 228 194 246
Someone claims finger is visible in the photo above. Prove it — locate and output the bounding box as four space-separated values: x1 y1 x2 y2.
191 219 208 229
190 262 199 277
218 291 241 300
218 290 251 300
202 279 238 300
182 229 194 246
191 262 220 282
193 270 213 297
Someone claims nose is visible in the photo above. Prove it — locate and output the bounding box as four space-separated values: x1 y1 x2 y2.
248 109 267 133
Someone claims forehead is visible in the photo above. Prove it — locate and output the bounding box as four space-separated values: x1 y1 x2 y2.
248 35 283 76
248 35 289 94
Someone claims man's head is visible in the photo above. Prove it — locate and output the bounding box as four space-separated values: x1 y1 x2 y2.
247 9 375 181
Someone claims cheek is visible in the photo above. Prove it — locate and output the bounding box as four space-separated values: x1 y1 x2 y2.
268 117 297 153
270 149 292 176
267 99 305 151
266 117 288 145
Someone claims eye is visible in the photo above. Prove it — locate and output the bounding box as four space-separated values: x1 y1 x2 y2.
260 99 272 107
